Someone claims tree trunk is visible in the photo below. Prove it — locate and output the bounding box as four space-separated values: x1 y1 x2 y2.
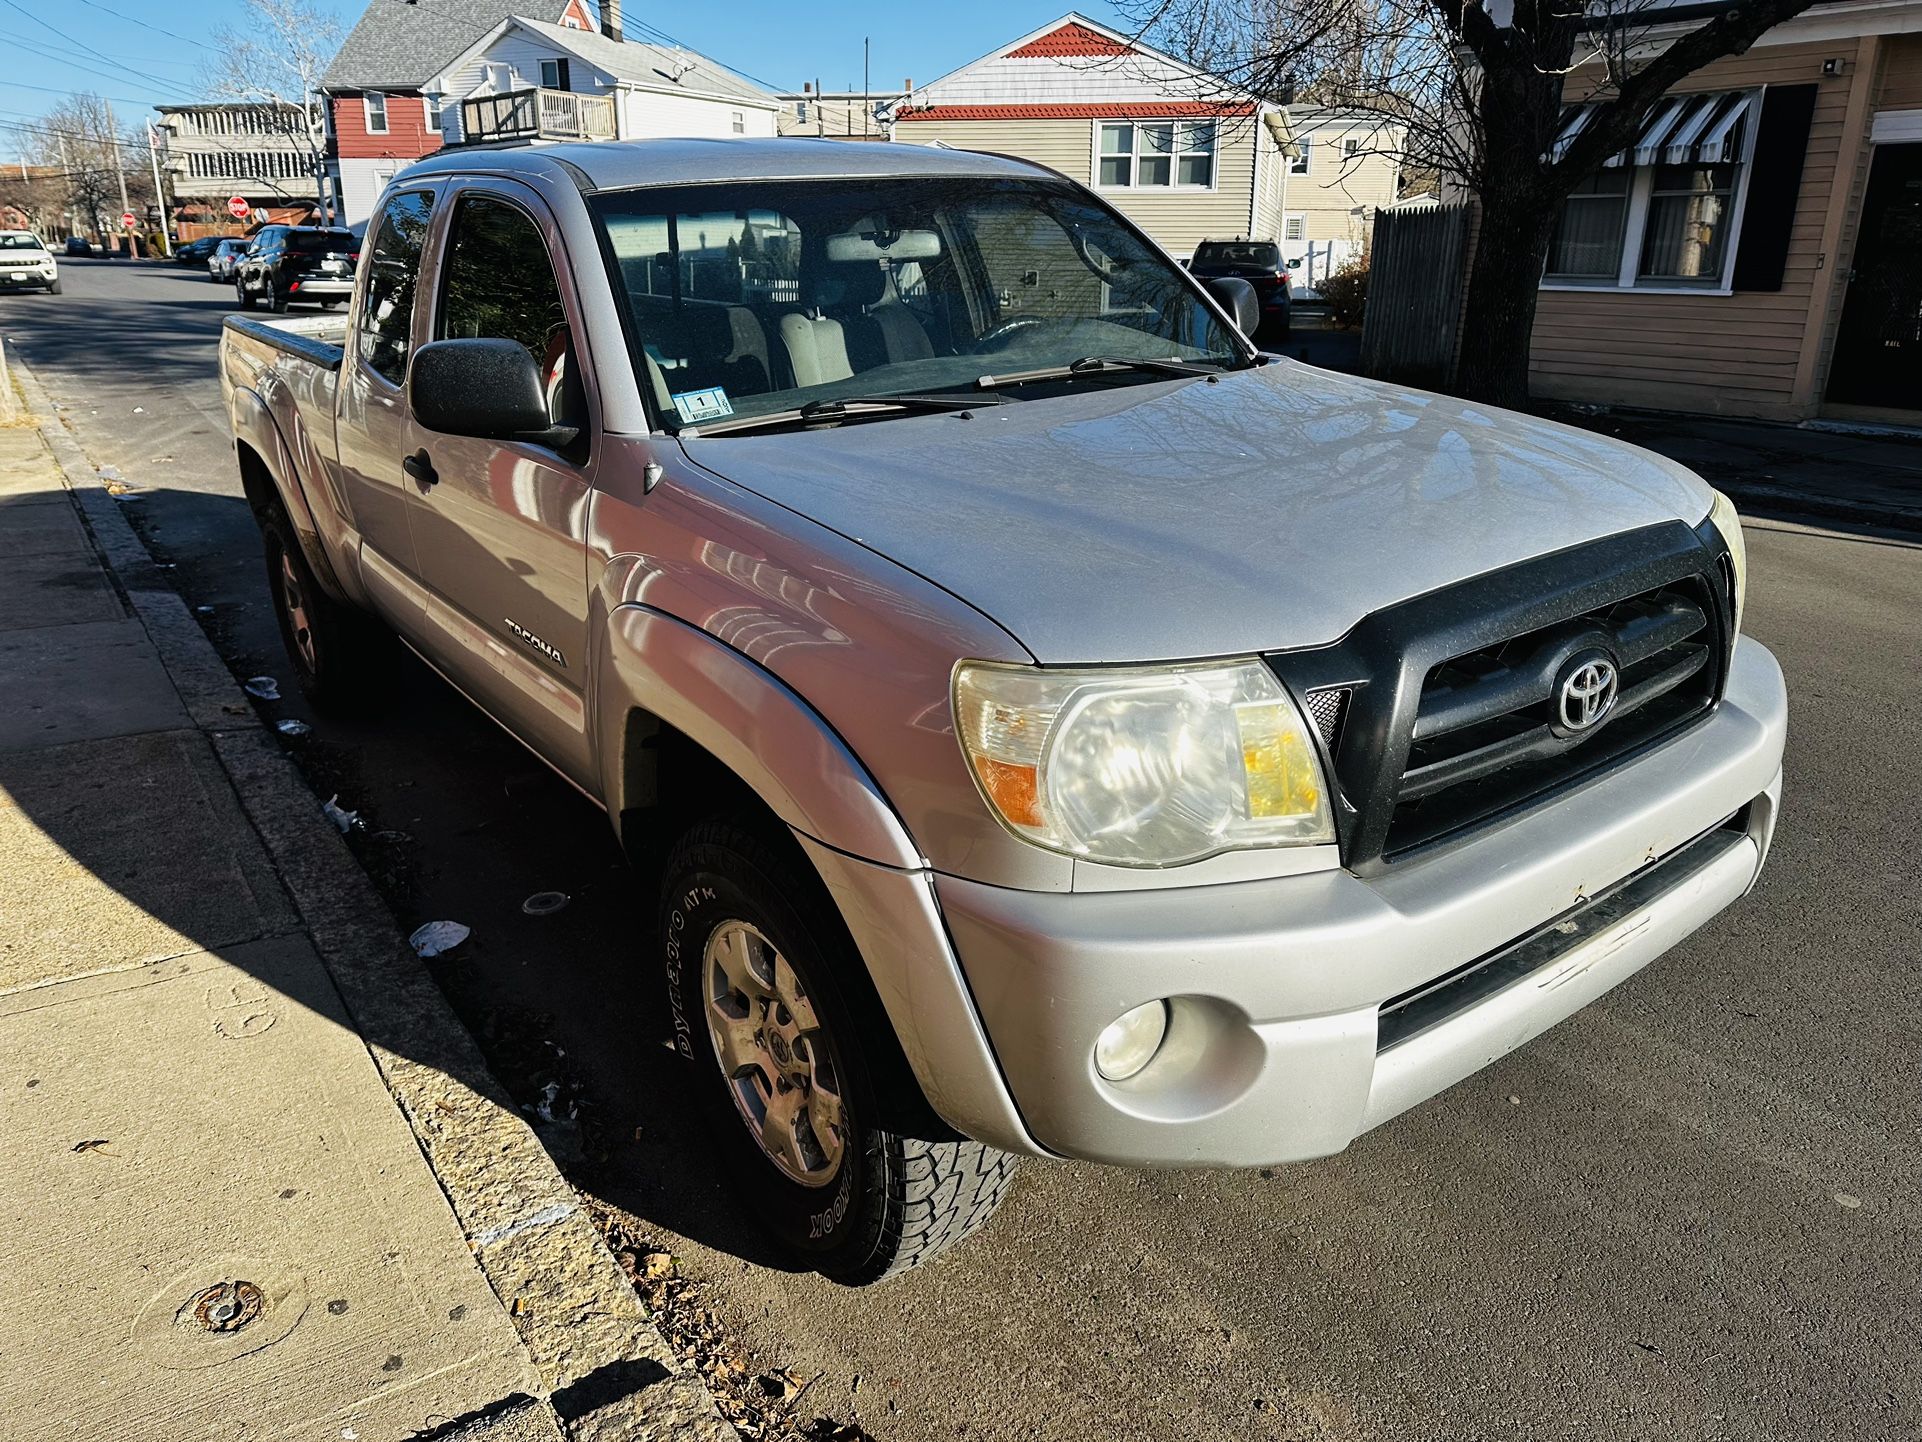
1454 175 1559 410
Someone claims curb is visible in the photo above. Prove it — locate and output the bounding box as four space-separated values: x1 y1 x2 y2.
10 358 734 1442
1714 480 1922 538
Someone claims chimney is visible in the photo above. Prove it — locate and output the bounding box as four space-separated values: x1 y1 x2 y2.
600 0 622 42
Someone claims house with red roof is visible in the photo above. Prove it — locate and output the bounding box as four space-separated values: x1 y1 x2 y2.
887 14 1297 260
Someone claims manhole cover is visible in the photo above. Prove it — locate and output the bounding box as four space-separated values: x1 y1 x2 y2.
521 891 569 917
190 1280 264 1333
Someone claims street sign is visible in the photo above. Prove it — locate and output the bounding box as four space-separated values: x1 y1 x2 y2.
251 208 269 225
227 194 250 220
120 211 135 230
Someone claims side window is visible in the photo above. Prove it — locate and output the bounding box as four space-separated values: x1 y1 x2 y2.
437 194 580 428
357 190 434 386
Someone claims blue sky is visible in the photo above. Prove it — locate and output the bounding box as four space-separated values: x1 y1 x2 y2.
0 0 1126 162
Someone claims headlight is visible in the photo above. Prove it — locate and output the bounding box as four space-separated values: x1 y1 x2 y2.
1708 489 1747 635
953 658 1334 867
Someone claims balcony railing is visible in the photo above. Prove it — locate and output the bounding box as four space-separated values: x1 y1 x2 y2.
460 87 617 144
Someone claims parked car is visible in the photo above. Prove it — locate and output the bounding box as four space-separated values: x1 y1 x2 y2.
0 230 60 293
220 140 1785 1285
232 225 357 312
209 238 248 282
1188 239 1291 334
64 236 93 257
174 236 223 265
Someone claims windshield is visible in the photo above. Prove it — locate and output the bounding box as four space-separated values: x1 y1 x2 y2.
288 229 354 254
589 176 1245 430
1194 242 1280 268
0 232 46 251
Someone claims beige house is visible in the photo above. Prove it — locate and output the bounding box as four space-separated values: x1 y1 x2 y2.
1281 107 1405 287
887 14 1295 260
1526 3 1922 423
775 87 906 139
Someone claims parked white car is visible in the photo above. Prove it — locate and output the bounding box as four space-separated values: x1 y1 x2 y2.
0 230 59 293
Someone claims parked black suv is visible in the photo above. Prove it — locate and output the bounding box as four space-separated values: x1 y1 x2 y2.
233 226 357 313
1187 239 1291 335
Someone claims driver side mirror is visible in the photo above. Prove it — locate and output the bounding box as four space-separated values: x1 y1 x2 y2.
1203 276 1260 337
409 337 575 446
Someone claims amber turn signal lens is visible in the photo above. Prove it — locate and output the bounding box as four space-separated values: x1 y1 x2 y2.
973 756 1042 828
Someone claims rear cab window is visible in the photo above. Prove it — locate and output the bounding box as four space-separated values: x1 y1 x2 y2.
355 192 435 386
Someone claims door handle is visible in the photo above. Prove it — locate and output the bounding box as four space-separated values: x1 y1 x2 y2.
403 449 438 490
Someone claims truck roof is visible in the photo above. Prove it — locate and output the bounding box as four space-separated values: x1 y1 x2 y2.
395 136 1058 192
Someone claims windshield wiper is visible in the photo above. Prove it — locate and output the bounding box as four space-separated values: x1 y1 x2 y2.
973 354 1231 389
683 392 1004 437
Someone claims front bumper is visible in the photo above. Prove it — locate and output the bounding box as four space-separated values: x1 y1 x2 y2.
0 265 55 288
846 636 1785 1167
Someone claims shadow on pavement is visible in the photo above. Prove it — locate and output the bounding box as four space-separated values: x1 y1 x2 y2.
0 482 801 1278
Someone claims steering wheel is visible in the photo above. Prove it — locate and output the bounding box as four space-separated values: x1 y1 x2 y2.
973 314 1053 353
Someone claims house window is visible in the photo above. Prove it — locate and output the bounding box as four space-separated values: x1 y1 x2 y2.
539 59 570 90
795 100 809 123
1547 169 1630 280
1098 121 1215 188
1283 214 1306 242
1344 138 1362 159
1289 140 1310 175
424 93 443 129
363 93 388 134
1543 89 1756 291
731 110 745 134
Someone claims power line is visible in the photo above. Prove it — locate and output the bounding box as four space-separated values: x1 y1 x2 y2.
0 77 174 109
69 0 220 53
0 30 196 104
0 0 195 99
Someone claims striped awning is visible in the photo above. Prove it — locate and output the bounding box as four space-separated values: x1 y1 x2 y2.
1549 90 1754 168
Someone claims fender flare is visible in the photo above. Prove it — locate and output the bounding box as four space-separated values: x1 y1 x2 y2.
597 603 922 871
228 385 351 602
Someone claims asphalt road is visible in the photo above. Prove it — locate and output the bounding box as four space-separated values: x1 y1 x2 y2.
5 258 1917 1442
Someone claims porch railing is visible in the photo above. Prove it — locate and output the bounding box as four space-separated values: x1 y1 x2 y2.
460 88 616 144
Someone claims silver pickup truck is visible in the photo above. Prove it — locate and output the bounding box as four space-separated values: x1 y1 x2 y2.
220 139 1786 1284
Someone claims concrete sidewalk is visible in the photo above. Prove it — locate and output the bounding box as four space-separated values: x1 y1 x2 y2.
1551 406 1922 534
0 393 727 1437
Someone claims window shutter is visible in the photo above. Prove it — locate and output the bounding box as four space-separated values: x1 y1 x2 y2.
1731 84 1817 292
557 59 571 91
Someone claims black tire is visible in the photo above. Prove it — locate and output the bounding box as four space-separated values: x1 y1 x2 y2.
236 277 255 310
258 503 389 712
268 285 289 314
47 278 61 295
661 819 1015 1284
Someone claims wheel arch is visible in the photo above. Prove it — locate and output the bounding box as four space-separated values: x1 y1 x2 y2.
229 389 350 604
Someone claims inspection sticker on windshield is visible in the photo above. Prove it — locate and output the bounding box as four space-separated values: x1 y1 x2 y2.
671 387 734 424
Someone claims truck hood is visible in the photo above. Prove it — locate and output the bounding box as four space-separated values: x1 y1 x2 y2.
680 359 1715 664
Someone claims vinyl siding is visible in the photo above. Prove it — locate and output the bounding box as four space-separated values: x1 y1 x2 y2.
621 88 778 138
1529 40 1862 419
1879 34 1922 108
332 93 440 162
1286 119 1403 247
897 115 1267 257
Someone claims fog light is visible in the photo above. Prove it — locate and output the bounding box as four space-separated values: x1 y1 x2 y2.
1094 1000 1169 1081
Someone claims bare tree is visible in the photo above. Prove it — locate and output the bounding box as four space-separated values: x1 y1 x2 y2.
1120 0 1823 406
13 94 154 241
204 0 343 220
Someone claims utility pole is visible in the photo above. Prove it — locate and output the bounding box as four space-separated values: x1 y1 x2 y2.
863 39 870 138
106 100 130 253
145 123 173 255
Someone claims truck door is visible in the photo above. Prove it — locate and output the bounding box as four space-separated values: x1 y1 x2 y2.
403 179 596 788
334 186 438 621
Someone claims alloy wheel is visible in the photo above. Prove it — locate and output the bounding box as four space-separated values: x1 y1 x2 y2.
703 920 846 1187
278 546 316 674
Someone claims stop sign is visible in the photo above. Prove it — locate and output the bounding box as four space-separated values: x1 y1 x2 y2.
227 194 250 220
120 211 135 229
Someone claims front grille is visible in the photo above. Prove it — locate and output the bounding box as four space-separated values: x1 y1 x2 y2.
1266 521 1736 875
1385 576 1719 856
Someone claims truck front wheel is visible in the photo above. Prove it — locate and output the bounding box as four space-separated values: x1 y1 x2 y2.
661 819 1016 1284
258 503 389 712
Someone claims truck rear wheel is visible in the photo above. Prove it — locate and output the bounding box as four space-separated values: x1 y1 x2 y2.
661 819 1016 1284
258 503 388 713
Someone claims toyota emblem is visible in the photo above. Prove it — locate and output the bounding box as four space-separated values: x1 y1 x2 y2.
1556 655 1619 733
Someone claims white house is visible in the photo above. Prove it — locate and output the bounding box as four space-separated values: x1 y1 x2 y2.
430 17 781 148
1278 108 1405 289
886 14 1297 260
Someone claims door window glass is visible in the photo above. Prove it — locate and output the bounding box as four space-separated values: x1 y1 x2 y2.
437 194 578 427
356 190 434 385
